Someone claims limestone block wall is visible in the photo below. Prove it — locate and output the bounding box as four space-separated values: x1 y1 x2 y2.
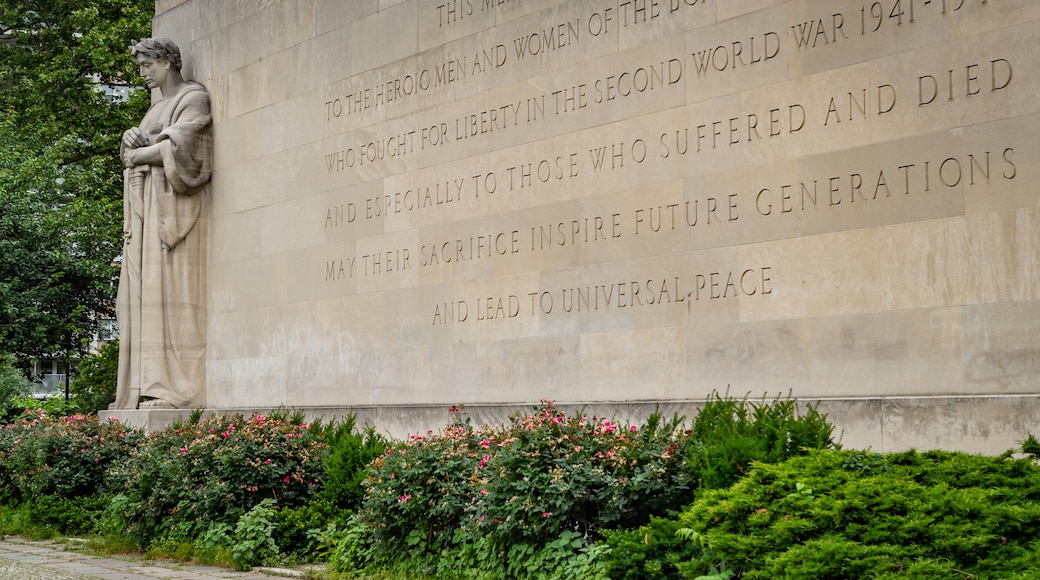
153 0 1040 451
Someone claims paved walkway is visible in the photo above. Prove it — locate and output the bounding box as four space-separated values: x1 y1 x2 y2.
0 536 300 579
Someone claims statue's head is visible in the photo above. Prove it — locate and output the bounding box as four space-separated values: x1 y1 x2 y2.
130 38 182 70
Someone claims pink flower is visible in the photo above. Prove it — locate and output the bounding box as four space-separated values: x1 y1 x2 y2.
398 493 412 503
630 425 638 433
264 459 272 465
479 439 490 448
574 446 583 452
543 511 552 517
478 455 490 467
283 476 290 483
179 447 188 455
480 489 489 496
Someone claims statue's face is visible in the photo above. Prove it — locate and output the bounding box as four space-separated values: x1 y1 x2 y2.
136 53 171 89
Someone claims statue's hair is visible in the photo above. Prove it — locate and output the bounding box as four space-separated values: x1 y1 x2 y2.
130 38 182 70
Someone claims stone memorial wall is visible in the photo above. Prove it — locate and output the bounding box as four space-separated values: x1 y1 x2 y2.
151 0 1040 450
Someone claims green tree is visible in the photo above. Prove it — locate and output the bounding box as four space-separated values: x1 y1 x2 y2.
70 339 119 414
0 0 154 370
0 352 30 421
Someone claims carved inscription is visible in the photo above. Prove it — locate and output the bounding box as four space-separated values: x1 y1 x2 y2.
322 2 1001 172
309 0 1027 331
430 267 773 325
323 141 1018 285
325 1 706 124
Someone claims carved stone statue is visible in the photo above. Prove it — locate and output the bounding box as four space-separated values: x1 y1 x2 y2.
113 38 211 409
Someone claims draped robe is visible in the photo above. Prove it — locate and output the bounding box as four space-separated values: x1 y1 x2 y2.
113 82 212 409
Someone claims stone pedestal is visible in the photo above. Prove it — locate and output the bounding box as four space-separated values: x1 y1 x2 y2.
103 409 212 433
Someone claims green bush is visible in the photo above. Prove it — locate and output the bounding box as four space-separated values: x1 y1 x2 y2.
70 340 118 414
28 494 112 535
263 415 387 562
107 411 327 548
272 413 391 565
598 516 700 580
316 414 389 511
230 498 279 570
0 410 142 505
7 394 81 417
345 401 691 578
622 449 1040 579
685 391 837 490
600 392 838 578
0 352 30 422
270 497 342 562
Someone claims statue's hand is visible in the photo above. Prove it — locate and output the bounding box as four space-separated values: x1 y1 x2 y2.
122 127 148 149
122 147 137 168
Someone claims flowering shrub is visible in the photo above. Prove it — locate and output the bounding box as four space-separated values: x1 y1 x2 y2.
109 412 327 547
353 401 691 577
0 410 142 504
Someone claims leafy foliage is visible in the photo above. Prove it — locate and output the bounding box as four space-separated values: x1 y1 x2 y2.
6 394 81 418
0 352 30 422
27 494 113 536
0 410 142 505
685 391 837 490
316 414 389 512
1020 432 1040 457
107 412 328 548
600 390 838 579
0 0 153 368
347 401 692 578
70 339 119 413
339 395 837 578
616 449 1040 579
269 497 342 562
230 498 280 570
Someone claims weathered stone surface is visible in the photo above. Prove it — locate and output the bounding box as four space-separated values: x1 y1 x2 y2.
114 38 212 410
153 0 1040 450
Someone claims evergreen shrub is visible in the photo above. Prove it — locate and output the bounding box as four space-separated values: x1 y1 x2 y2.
608 449 1040 579
272 415 388 559
601 392 837 579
